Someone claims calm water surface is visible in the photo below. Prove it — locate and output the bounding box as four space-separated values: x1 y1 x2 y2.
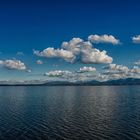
0 86 140 140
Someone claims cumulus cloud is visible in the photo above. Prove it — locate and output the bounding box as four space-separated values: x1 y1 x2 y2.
81 48 113 64
102 64 127 80
33 48 75 63
34 63 140 82
79 66 96 73
0 60 27 71
44 70 72 77
103 64 129 72
88 34 120 45
34 37 113 64
132 35 140 43
43 69 99 82
130 66 140 74
49 65 140 82
36 60 43 65
134 60 140 65
102 63 140 80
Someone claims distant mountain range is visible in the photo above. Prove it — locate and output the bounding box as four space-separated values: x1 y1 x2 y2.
99 78 140 85
0 78 140 86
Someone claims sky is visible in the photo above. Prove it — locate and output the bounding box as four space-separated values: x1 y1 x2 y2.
0 0 140 82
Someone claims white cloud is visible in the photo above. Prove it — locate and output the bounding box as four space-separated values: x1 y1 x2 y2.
102 64 140 80
81 47 113 64
34 37 113 64
61 38 83 55
104 64 129 72
132 35 140 43
134 60 140 65
43 69 99 82
44 70 72 77
102 64 129 80
29 64 140 82
130 66 140 74
36 60 43 65
88 34 120 45
33 48 75 63
0 60 27 71
79 66 96 73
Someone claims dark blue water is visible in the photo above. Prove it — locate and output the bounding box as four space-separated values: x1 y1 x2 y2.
0 86 140 140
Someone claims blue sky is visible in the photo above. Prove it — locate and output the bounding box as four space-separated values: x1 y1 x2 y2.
0 0 140 81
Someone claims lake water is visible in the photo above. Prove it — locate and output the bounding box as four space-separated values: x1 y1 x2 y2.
0 86 140 140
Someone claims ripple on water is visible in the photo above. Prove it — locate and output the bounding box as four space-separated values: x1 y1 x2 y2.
0 86 140 140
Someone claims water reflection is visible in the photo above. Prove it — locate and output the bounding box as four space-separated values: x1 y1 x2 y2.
0 86 140 139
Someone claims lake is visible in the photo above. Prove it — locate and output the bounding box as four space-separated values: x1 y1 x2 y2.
0 86 140 140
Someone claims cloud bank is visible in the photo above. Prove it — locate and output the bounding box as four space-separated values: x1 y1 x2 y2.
102 64 140 80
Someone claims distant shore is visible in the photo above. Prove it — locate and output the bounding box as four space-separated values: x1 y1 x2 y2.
0 78 140 86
